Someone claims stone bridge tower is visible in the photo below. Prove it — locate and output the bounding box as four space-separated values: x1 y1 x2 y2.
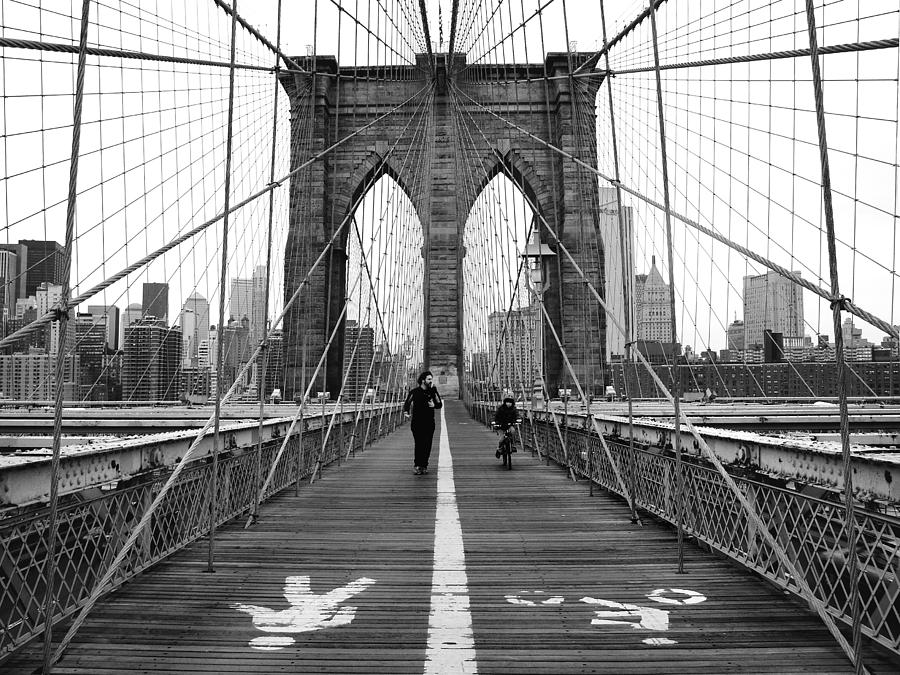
280 54 605 400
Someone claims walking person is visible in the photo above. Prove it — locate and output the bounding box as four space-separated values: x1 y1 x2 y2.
403 371 443 475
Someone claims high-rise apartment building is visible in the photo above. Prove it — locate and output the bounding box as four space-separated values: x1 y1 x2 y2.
742 271 804 349
635 256 672 345
141 282 169 323
343 320 376 400
0 352 78 400
122 318 181 401
87 304 120 351
18 240 65 296
487 304 539 393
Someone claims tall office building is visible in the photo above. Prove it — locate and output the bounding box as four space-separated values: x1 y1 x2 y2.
0 243 28 300
142 282 169 323
19 240 65 296
262 329 284 399
87 304 120 351
598 186 635 359
36 282 65 354
252 265 268 339
121 302 143 348
229 278 253 324
75 313 109 400
726 318 745 352
343 320 376 400
122 318 181 401
0 248 19 323
742 271 804 349
221 317 253 394
180 293 209 366
635 256 672 344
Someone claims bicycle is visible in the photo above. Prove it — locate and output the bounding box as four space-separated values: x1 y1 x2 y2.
491 419 521 470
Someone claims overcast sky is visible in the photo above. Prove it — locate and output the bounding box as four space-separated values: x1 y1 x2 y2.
1 0 897 357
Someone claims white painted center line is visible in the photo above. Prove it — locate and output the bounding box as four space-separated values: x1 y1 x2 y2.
424 406 477 674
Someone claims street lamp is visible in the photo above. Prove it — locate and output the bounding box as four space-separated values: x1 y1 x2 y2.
521 227 555 406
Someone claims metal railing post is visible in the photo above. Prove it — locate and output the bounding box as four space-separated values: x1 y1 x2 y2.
647 0 685 573
803 2 864 671
41 2 92 670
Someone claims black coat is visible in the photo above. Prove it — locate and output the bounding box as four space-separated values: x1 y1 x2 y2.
494 404 519 428
403 386 443 426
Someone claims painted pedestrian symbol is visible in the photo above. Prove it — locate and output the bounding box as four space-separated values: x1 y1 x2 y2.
233 575 376 650
505 587 706 646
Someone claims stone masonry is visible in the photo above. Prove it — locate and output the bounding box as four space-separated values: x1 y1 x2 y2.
280 54 604 399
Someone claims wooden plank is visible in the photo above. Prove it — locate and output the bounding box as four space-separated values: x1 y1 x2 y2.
3 402 896 673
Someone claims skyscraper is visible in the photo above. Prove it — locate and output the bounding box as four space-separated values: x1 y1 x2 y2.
598 186 635 359
122 317 181 401
229 278 253 324
180 293 209 365
343 320 376 400
36 282 65 354
18 240 64 296
635 256 672 345
121 303 143 348
142 282 169 323
0 248 19 323
742 271 804 349
0 243 27 300
487 305 539 393
252 265 268 339
75 312 109 400
726 318 745 352
87 304 120 351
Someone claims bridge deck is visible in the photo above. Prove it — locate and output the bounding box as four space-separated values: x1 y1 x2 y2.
5 402 896 674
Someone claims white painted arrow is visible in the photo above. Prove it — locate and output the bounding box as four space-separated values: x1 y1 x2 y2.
233 575 376 650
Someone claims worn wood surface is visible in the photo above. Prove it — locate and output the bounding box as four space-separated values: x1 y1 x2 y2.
4 401 896 673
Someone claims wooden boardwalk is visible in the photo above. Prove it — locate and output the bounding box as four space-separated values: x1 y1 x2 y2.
5 401 896 674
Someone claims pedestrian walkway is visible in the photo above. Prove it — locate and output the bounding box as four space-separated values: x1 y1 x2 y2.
5 401 896 673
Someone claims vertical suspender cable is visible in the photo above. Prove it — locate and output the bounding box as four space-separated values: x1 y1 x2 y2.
41 1 92 671
647 0 685 573
599 0 639 524
209 0 241 573
250 0 284 526
803 2 864 671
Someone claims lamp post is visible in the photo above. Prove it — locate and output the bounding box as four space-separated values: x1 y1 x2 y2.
521 228 556 408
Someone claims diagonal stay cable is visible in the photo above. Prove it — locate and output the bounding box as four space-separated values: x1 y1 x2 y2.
450 81 899 341
49 81 434 667
0 83 431 352
455 78 864 663
248 84 434 509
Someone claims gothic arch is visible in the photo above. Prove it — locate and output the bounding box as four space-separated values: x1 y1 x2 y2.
335 150 427 239
462 147 554 233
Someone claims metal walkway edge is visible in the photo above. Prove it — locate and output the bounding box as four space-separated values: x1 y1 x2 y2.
4 401 897 674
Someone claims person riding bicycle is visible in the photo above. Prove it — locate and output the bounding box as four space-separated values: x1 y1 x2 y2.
493 397 520 458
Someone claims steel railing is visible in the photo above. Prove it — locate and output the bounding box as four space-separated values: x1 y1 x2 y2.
0 406 403 660
470 402 900 657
